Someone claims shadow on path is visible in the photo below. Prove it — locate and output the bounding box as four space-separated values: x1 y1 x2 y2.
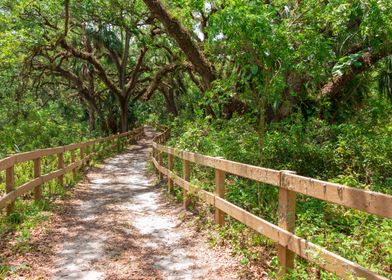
48 126 239 280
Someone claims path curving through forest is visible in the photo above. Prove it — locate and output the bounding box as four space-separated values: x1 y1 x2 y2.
51 126 239 279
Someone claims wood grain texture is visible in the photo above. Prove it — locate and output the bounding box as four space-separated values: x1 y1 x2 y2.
34 158 42 201
5 165 15 214
152 129 389 279
0 156 15 171
155 144 280 186
283 173 392 219
182 159 190 208
215 168 225 226
168 154 174 191
0 127 144 212
71 150 76 180
154 143 392 218
277 171 297 275
58 152 64 186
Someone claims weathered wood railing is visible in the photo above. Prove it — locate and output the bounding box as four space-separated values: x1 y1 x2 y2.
0 127 144 214
152 128 391 280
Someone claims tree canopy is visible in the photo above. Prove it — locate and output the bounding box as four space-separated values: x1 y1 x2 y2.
1 0 392 278
2 0 392 135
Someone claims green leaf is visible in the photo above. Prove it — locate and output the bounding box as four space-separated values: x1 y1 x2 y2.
250 64 258 75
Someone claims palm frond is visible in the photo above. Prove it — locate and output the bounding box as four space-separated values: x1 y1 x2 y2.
378 56 392 102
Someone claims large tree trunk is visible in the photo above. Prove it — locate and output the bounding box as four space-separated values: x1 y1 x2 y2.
142 0 216 90
142 0 247 119
162 87 178 116
119 102 128 133
87 106 96 131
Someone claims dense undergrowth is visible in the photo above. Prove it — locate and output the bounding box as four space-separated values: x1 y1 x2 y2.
0 99 100 159
2 0 392 278
154 97 392 279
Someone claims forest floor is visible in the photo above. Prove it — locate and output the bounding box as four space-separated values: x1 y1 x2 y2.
2 127 247 279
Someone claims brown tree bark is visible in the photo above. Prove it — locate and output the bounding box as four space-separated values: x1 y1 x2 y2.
119 100 128 133
143 63 180 100
142 0 216 89
161 86 178 116
318 49 391 101
87 106 96 131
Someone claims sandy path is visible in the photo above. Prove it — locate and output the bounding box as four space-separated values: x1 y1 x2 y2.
52 126 239 279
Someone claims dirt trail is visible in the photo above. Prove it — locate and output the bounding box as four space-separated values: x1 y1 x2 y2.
51 126 239 279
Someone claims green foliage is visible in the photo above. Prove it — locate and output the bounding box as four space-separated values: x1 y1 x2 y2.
0 101 92 158
167 94 392 278
379 56 392 102
332 53 364 76
0 139 127 278
1 0 392 277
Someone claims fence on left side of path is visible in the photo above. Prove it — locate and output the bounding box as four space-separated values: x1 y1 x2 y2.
0 126 145 215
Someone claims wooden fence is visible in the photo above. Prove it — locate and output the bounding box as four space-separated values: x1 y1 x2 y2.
0 127 144 215
152 128 392 280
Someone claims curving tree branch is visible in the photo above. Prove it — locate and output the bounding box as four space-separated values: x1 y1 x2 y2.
318 48 392 101
142 0 216 89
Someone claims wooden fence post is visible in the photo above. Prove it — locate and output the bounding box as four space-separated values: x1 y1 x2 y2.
80 146 85 168
183 159 190 209
168 153 174 192
70 150 76 180
6 165 15 215
277 170 297 277
153 147 158 175
215 168 226 226
86 144 91 165
34 158 41 201
85 145 89 165
58 152 64 186
158 150 163 180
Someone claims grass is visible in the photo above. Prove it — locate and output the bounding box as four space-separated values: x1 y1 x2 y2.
0 172 79 278
155 160 392 279
0 143 126 278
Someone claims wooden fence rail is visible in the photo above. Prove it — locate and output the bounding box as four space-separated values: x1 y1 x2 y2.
152 128 391 280
0 127 144 214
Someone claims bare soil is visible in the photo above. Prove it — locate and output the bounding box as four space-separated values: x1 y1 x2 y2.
3 127 243 279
